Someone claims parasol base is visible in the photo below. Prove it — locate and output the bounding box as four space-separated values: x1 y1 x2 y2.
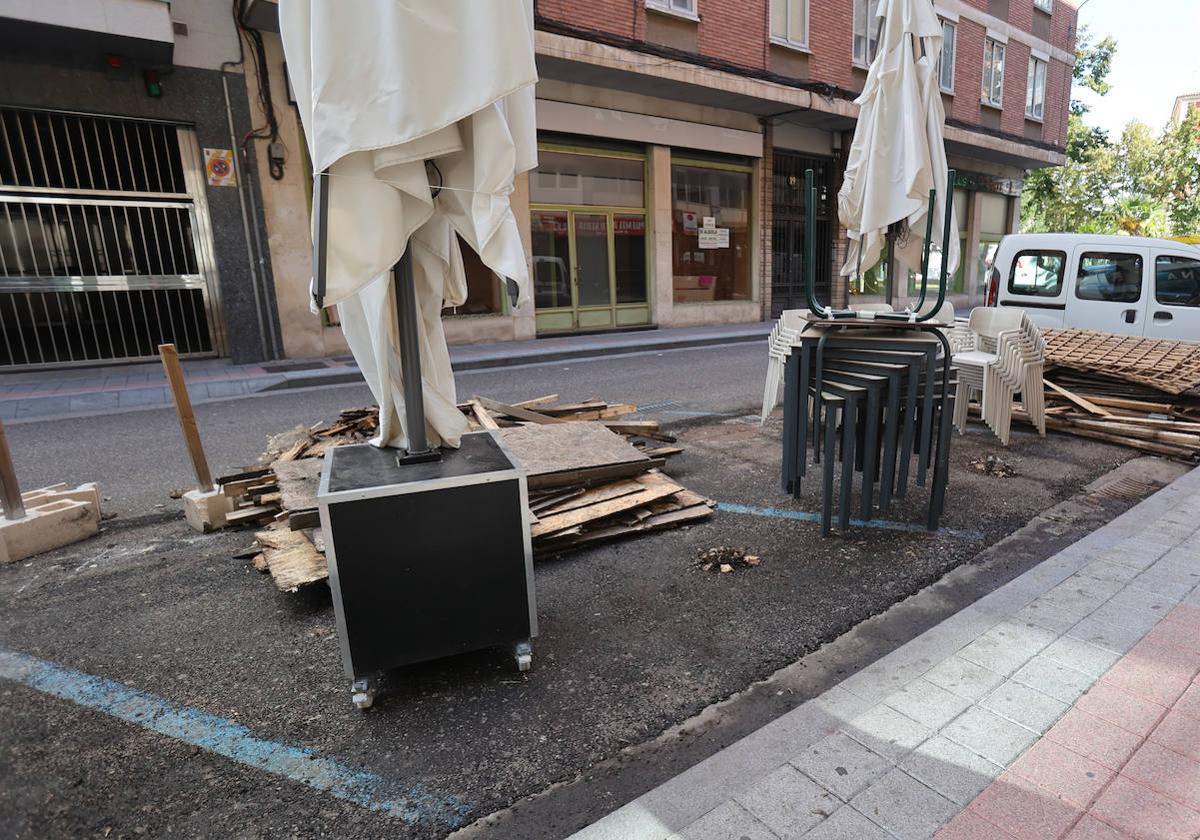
395 446 442 466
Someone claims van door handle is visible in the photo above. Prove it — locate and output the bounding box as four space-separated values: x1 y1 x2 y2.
1122 309 1137 324
1153 311 1174 321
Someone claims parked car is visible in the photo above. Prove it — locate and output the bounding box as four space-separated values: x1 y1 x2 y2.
987 233 1200 340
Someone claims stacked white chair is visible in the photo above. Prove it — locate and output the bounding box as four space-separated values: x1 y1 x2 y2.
761 317 801 422
951 307 1042 444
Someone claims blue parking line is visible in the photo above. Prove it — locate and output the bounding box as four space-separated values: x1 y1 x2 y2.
0 649 472 828
717 502 984 540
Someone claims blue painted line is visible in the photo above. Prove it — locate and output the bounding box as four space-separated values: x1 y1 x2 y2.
717 502 984 540
0 649 472 828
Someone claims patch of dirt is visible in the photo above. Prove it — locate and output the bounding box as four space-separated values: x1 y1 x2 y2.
968 454 1017 477
694 545 761 574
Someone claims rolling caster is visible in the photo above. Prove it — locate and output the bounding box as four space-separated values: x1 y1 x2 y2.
351 676 376 710
514 640 532 673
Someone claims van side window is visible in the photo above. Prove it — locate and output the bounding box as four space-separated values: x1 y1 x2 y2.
1155 255 1200 307
1075 252 1143 303
1009 250 1065 296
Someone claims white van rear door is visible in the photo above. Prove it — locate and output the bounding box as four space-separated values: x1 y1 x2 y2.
1145 250 1200 342
1000 246 1068 330
1067 246 1150 336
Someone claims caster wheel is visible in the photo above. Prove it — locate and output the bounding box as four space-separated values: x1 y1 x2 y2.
351 677 376 710
513 640 532 673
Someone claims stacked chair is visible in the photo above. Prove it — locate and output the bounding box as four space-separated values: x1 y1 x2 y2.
762 168 959 535
949 308 1046 444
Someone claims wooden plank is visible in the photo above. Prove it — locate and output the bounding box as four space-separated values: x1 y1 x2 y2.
529 487 585 513
287 509 321 530
536 400 608 416
1085 396 1177 414
535 503 713 555
159 343 213 491
255 528 328 591
272 458 322 512
468 399 500 431
530 472 681 538
513 394 561 408
602 421 661 435
536 480 643 516
475 396 566 425
226 505 280 526
527 458 664 490
642 446 684 458
277 437 309 462
214 466 273 486
1045 380 1112 417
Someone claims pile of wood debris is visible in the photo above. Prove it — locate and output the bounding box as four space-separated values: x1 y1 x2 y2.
1024 329 1200 462
219 396 713 592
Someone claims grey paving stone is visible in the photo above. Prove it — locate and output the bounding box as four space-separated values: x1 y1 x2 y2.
117 385 169 407
1078 560 1142 585
1086 599 1165 638
923 655 1005 702
15 395 70 417
1130 570 1197 601
957 621 1051 676
203 380 250 398
1102 541 1170 572
800 806 892 840
941 706 1038 767
900 734 1002 806
882 678 973 732
1010 600 1082 634
677 801 777 840
790 732 892 802
849 769 959 840
1108 584 1180 616
841 705 931 763
1010 653 1096 705
980 679 1069 734
1037 575 1123 616
1040 635 1122 680
734 765 837 839
1067 615 1151 654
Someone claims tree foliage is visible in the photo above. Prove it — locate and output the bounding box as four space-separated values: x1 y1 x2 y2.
1021 28 1200 238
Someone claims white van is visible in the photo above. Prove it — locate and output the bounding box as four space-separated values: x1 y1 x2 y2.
988 234 1200 341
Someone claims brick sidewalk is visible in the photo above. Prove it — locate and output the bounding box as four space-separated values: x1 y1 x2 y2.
570 467 1200 840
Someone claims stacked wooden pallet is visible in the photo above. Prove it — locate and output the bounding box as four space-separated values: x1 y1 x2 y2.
235 396 712 589
1030 329 1200 462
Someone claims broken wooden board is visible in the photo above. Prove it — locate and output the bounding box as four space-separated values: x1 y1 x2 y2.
499 421 650 482
474 395 566 425
530 471 682 539
254 527 328 591
272 458 321 512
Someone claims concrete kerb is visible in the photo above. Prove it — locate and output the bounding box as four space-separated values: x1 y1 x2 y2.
569 462 1200 840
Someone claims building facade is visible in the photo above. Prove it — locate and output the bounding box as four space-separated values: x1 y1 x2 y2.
0 0 1076 371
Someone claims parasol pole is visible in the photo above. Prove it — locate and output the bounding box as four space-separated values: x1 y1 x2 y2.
393 249 439 462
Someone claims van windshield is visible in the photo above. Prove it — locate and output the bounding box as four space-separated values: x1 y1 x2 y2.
1009 250 1065 297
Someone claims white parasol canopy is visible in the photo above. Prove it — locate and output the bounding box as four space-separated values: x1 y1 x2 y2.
838 0 959 292
280 0 538 449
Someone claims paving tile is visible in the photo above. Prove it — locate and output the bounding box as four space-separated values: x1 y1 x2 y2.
958 624 1048 676
1165 602 1200 635
1106 586 1180 620
677 800 777 840
1074 681 1168 738
924 656 1005 702
117 385 169 407
850 769 959 840
1039 576 1124 616
884 679 973 731
1041 636 1123 680
1079 560 1143 585
980 679 1070 734
15 395 70 417
1102 542 1170 572
1143 618 1200 657
735 765 837 839
900 735 1002 806
790 732 892 802
942 706 1039 768
932 809 1016 840
1103 640 1197 707
968 770 1083 840
1067 616 1151 655
1061 814 1136 840
1174 683 1200 722
1121 739 1200 812
1011 653 1097 705
1007 737 1114 809
1013 600 1086 634
1129 572 1196 602
1045 708 1143 771
1085 602 1165 642
841 705 931 763
1089 776 1200 840
799 805 893 840
1149 708 1200 763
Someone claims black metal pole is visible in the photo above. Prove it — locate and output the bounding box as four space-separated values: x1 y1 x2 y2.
394 248 439 461
312 170 330 309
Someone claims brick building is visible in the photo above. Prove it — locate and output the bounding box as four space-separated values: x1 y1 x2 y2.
0 0 1076 372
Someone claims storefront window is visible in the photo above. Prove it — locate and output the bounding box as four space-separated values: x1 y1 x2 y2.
976 192 1009 298
671 161 753 303
530 210 570 310
614 213 647 303
906 237 967 297
530 151 644 208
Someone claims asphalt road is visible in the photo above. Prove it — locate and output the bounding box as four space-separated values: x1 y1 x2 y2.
0 341 1164 839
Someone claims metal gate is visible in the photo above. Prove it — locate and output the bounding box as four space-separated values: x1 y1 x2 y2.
771 152 833 317
0 106 223 369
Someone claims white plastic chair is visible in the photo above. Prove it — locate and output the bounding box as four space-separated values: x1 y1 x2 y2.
761 318 800 422
951 307 1027 442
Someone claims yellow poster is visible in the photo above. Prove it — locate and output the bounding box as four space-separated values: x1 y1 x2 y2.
203 148 236 187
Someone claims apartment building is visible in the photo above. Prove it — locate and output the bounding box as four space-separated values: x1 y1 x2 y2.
0 0 1076 371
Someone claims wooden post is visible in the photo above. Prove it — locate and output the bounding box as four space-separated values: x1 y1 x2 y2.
159 343 214 491
0 419 25 520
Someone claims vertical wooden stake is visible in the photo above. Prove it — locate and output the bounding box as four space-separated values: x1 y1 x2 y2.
159 343 214 491
0 419 25 520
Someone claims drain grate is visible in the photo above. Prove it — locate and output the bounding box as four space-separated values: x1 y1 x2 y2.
1089 475 1164 501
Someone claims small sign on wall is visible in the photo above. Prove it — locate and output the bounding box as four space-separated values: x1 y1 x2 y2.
203 148 237 187
698 226 730 249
